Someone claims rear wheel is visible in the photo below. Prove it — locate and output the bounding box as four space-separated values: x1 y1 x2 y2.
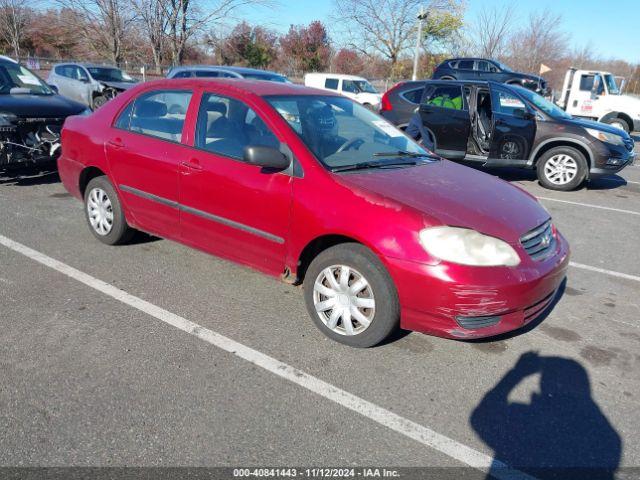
84 176 134 245
303 244 399 348
604 117 630 133
536 146 588 191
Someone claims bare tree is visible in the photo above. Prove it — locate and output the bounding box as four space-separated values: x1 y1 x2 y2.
0 0 31 58
332 0 462 72
132 0 167 72
507 9 569 74
162 0 272 66
56 0 135 65
470 3 516 59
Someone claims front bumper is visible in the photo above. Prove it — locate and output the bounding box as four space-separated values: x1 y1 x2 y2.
589 139 636 177
386 232 570 339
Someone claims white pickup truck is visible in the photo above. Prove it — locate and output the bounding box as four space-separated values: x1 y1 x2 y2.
557 68 640 133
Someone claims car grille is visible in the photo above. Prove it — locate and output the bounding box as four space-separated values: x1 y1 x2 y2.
520 220 556 261
623 137 634 152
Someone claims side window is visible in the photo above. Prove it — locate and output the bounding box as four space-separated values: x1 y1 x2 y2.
173 71 192 78
401 87 425 104
195 70 219 78
492 89 527 116
72 66 88 81
476 61 491 72
579 75 594 91
324 78 339 90
458 60 474 70
342 80 358 93
448 61 459 69
195 93 280 160
114 101 134 129
424 85 464 110
54 65 66 76
126 90 192 142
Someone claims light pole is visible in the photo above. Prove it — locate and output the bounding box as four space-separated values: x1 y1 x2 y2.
412 7 428 81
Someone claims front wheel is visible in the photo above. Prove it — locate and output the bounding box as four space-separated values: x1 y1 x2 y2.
92 95 109 110
303 244 399 348
84 176 134 245
536 146 588 191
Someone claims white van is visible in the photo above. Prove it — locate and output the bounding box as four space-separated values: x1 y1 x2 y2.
304 73 382 110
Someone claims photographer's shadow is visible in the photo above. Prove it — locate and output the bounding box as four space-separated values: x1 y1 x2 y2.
471 352 621 480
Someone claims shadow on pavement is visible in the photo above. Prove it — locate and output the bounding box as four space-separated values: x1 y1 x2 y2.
471 351 621 480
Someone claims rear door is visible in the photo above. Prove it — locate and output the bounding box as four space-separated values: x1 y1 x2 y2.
419 83 470 159
487 84 536 164
455 59 475 80
105 89 193 238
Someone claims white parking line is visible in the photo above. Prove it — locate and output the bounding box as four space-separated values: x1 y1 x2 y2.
570 262 640 283
0 234 534 480
538 197 640 216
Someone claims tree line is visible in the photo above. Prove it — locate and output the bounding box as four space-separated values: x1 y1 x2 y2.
0 0 638 94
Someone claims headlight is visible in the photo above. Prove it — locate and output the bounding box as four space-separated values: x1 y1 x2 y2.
585 127 625 146
419 226 520 267
0 111 17 126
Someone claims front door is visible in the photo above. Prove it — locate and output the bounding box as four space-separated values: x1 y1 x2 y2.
179 91 292 276
419 83 470 159
487 85 536 165
105 89 193 239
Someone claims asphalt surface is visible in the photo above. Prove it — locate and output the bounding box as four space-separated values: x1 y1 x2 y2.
1 137 639 477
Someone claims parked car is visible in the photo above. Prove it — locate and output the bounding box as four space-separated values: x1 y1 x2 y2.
379 80 427 128
304 73 382 109
58 78 569 347
0 56 90 168
433 58 548 95
47 63 138 110
394 80 635 191
167 65 291 83
557 68 640 133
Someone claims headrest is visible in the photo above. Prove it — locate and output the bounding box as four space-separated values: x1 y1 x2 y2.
135 100 167 118
206 101 227 116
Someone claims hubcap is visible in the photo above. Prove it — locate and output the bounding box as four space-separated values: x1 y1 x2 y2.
87 187 114 235
501 141 519 159
544 154 578 185
312 265 375 336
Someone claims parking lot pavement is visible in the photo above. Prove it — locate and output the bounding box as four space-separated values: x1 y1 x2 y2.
1 145 639 474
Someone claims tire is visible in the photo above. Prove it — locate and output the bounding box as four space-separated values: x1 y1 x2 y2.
303 243 400 348
92 95 109 110
604 117 630 133
84 176 134 245
536 146 588 191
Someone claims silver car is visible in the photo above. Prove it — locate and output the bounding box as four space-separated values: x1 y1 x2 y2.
47 63 138 110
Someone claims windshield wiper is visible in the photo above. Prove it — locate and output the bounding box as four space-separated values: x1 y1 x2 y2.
372 150 436 159
331 159 417 172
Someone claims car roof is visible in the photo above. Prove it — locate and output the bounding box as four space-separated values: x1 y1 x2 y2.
444 57 497 63
143 78 338 97
52 62 119 69
0 55 18 64
423 79 494 87
169 65 285 76
305 73 367 81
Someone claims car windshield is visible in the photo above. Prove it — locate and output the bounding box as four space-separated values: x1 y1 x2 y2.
0 62 52 95
513 86 572 120
353 80 378 93
266 95 433 170
243 73 290 83
604 74 620 95
87 67 136 83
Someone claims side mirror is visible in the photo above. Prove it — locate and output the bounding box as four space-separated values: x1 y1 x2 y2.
48 84 59 94
244 145 290 171
79 77 90 83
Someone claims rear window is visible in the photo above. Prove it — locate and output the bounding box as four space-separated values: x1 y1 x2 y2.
325 78 339 90
401 87 424 104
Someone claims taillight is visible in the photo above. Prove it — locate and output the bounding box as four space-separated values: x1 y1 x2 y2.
380 82 406 112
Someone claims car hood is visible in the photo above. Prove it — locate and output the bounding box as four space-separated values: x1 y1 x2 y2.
0 93 86 118
338 160 549 244
101 80 137 91
519 73 545 83
564 116 632 137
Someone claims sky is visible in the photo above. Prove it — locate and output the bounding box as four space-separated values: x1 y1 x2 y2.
237 0 640 63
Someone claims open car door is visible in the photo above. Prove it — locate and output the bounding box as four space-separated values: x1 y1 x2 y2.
487 84 536 166
419 84 470 160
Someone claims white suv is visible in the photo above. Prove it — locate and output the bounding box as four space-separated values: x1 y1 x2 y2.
304 73 382 110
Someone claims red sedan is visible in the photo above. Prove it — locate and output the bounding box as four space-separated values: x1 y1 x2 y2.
58 79 569 347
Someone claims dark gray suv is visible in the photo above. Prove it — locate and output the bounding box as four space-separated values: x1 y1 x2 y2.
432 58 548 95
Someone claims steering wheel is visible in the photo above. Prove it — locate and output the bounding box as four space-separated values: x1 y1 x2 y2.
337 137 366 153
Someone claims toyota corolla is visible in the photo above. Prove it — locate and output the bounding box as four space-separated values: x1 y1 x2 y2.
58 79 570 347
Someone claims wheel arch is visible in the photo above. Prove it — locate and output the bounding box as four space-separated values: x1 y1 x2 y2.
529 138 594 170
295 234 369 284
79 166 107 197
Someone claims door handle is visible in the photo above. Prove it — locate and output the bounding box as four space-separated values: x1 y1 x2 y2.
107 138 124 148
181 159 203 172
